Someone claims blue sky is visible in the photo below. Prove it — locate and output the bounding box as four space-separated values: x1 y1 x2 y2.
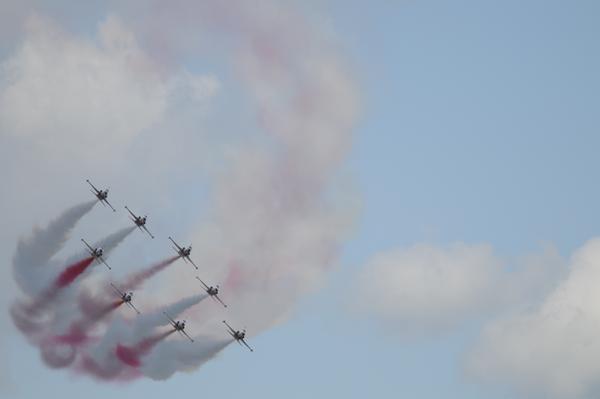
2 1 600 398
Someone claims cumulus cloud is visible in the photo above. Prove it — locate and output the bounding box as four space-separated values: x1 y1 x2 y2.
0 14 219 160
467 238 600 399
353 243 504 333
352 241 567 338
0 16 165 154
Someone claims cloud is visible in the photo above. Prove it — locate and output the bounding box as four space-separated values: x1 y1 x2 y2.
353 243 504 333
0 16 165 156
352 241 567 339
467 237 600 399
0 14 219 161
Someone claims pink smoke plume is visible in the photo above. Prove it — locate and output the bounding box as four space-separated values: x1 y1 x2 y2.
55 257 95 287
121 256 179 290
50 300 125 348
116 329 176 367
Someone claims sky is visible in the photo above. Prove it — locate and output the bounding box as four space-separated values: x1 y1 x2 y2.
1 1 600 398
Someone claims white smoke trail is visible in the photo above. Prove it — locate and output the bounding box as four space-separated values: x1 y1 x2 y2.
13 200 96 296
132 294 208 336
142 336 232 380
63 225 136 268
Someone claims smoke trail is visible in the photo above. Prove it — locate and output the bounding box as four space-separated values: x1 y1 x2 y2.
75 295 208 380
142 337 233 380
13 200 96 295
13 200 96 270
79 295 124 324
121 256 179 290
149 0 359 336
40 341 77 369
113 0 359 378
96 226 136 254
64 225 136 268
48 324 101 347
134 293 208 335
115 329 176 367
54 257 95 287
49 299 124 348
78 354 141 381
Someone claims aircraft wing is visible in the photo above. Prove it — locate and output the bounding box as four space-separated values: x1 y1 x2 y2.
214 294 228 308
124 205 137 218
163 312 177 328
142 225 155 239
195 276 209 290
168 237 183 251
81 238 94 253
86 179 100 194
186 256 199 270
240 338 254 352
110 283 124 297
222 320 236 335
98 256 112 270
126 301 141 315
179 329 194 343
102 198 116 212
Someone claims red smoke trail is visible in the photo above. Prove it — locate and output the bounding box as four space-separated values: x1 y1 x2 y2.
54 300 125 346
50 325 94 346
223 260 244 292
116 329 176 367
80 298 124 323
78 355 141 381
50 299 121 346
121 256 179 290
91 300 124 320
55 257 95 287
20 257 97 317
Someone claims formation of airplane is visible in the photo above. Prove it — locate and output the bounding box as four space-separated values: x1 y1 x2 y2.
169 236 198 270
125 205 154 239
110 283 140 314
196 276 227 307
82 179 255 352
164 312 194 342
81 238 111 270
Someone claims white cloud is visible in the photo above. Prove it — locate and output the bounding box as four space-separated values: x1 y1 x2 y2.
354 243 504 333
0 16 164 155
467 237 600 399
0 15 219 159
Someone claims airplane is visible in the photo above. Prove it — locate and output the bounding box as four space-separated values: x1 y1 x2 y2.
168 236 198 270
110 283 140 314
81 238 111 270
86 179 116 212
163 312 194 342
195 276 227 308
223 320 253 352
124 206 154 239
